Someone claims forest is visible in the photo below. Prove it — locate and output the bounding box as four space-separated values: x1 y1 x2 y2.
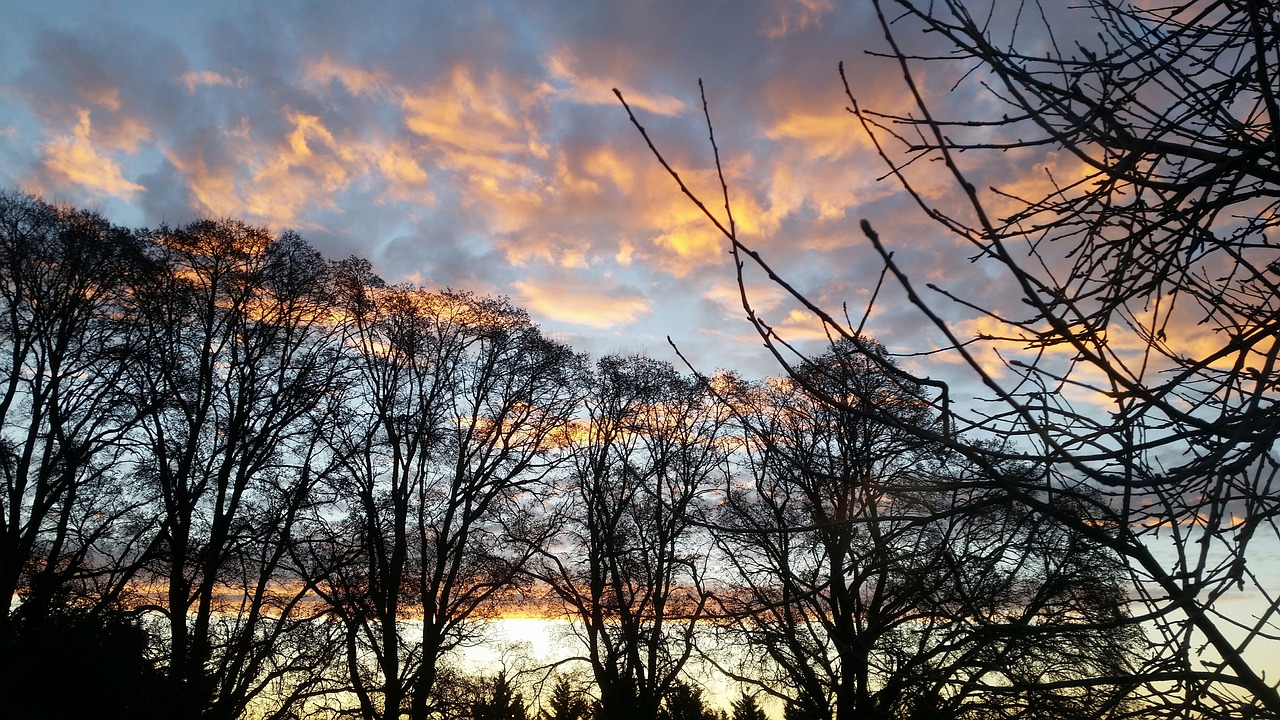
0 188 1138 719
2 1 1279 719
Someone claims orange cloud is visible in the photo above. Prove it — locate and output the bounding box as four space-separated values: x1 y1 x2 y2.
83 85 121 112
402 65 532 155
181 70 240 93
588 148 638 190
772 307 839 342
165 146 241 220
167 115 328 226
761 0 837 38
399 65 553 231
95 113 152 154
512 276 651 329
498 233 601 270
170 102 439 225
377 144 429 185
235 110 354 224
40 108 144 199
765 108 863 161
627 159 785 277
652 223 727 272
616 238 635 266
303 55 388 97
545 51 685 116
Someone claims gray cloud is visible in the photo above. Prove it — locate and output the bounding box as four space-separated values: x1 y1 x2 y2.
0 0 1018 383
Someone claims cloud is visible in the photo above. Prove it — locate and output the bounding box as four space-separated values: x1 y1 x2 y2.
513 272 651 329
760 0 837 38
764 107 863 160
303 55 388 97
376 144 429 186
401 65 535 156
703 280 786 316
180 70 240 93
0 0 986 380
545 50 686 116
40 108 144 199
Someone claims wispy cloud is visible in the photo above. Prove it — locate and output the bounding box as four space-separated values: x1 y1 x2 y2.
40 108 144 198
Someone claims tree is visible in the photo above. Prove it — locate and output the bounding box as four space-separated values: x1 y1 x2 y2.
304 266 581 720
707 342 1137 720
0 190 149 638
542 676 591 720
534 356 731 720
658 681 717 720
621 0 1280 717
0 600 169 719
841 2 1280 717
125 219 346 719
729 691 767 720
473 671 532 720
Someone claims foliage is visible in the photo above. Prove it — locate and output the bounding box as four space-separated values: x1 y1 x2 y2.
658 681 718 720
473 672 532 720
0 602 168 719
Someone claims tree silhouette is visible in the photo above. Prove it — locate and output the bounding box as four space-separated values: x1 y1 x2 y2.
303 266 581 720
619 0 1280 717
473 671 532 720
542 676 592 720
729 691 767 720
125 220 345 718
658 681 718 720
842 2 1280 717
0 190 148 636
0 601 169 719
534 356 731 720
707 341 1137 720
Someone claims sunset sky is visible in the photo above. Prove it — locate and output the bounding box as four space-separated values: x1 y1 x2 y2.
6 3 1279 707
1 0 1028 383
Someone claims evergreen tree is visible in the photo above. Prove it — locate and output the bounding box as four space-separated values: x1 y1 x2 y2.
659 682 712 720
543 676 590 720
730 691 768 720
474 672 530 720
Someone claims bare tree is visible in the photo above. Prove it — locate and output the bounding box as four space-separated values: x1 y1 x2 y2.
841 2 1280 717
126 220 346 719
0 190 148 633
708 341 1137 720
534 356 732 720
305 266 581 720
0 190 163 716
621 0 1280 717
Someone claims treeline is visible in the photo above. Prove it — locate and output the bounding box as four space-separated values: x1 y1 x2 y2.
0 189 1140 720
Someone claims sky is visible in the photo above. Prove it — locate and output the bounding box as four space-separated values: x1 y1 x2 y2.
6 0 1279 700
0 0 1001 383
